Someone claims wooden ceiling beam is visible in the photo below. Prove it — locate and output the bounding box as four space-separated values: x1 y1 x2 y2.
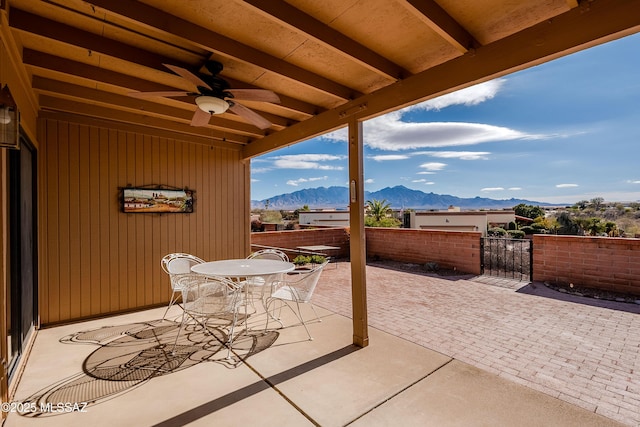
241 0 409 81
38 110 243 151
39 95 252 145
244 0 640 158
32 76 272 137
23 49 184 92
403 0 480 52
88 0 362 101
9 8 181 71
11 9 312 118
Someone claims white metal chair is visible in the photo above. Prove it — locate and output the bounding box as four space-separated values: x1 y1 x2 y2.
173 275 244 359
245 249 289 306
160 253 205 319
247 248 289 262
265 260 328 340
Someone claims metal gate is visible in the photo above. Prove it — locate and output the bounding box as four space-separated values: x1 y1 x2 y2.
481 237 532 281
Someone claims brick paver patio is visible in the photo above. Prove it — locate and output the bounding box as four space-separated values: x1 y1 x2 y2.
313 262 640 427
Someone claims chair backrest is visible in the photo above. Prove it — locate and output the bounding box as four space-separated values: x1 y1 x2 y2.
161 253 205 291
178 275 242 317
161 253 205 275
247 248 289 262
286 260 328 302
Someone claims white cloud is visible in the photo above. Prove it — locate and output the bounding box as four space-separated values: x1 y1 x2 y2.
322 120 540 150
414 79 506 111
414 151 491 160
508 187 522 191
556 183 579 188
366 120 538 151
412 179 435 185
419 162 447 171
286 176 328 186
481 187 505 192
318 78 548 150
417 171 435 175
251 167 271 174
272 154 344 170
365 178 375 184
251 178 259 183
627 180 640 184
369 154 410 161
286 178 306 186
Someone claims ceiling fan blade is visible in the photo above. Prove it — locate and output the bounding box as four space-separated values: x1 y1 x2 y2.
190 108 212 127
128 91 191 98
227 89 280 104
228 102 272 130
163 64 212 90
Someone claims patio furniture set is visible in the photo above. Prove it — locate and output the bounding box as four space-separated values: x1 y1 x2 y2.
160 250 328 359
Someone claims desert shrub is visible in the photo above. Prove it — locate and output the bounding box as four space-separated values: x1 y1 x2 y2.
520 225 535 234
293 255 311 265
310 255 327 264
507 230 525 239
487 227 507 237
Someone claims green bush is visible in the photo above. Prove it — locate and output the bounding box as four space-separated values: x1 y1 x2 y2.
507 230 525 239
310 255 327 264
520 225 535 234
487 227 507 237
293 255 311 265
293 254 327 265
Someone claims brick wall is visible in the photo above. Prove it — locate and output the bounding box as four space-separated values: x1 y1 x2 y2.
252 228 640 296
533 235 640 295
250 228 350 260
365 228 482 275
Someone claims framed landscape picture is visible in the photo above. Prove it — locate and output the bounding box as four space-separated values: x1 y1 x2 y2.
122 187 194 213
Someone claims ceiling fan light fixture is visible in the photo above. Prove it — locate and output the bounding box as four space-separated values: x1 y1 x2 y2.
195 96 229 114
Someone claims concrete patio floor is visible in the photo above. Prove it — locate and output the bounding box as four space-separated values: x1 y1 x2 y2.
315 262 640 426
4 262 637 426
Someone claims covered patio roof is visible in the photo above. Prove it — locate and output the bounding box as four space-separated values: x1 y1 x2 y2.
6 0 640 158
3 0 640 350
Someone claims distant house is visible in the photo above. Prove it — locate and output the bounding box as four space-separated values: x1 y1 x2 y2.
299 210 350 227
408 207 516 236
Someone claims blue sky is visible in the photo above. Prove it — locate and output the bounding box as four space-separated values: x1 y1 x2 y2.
251 32 640 205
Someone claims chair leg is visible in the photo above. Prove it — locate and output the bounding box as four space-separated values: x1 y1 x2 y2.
171 309 187 355
268 299 313 340
293 300 313 341
309 303 322 323
264 298 285 331
162 290 180 320
224 311 239 360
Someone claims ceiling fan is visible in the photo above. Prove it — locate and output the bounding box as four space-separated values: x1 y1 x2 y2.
128 61 280 130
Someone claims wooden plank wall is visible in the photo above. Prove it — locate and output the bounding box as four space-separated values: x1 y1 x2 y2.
38 118 249 325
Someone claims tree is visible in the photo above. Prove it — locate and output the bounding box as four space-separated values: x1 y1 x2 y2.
590 197 605 211
573 200 589 210
556 212 580 235
513 203 544 221
366 199 392 222
365 199 400 227
260 210 282 223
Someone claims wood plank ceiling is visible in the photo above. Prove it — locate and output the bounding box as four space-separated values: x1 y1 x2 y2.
6 0 640 157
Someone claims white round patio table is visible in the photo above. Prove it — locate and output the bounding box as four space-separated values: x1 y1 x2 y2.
191 259 295 331
191 258 295 278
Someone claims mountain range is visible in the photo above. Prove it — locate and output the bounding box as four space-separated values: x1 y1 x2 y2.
251 185 561 210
